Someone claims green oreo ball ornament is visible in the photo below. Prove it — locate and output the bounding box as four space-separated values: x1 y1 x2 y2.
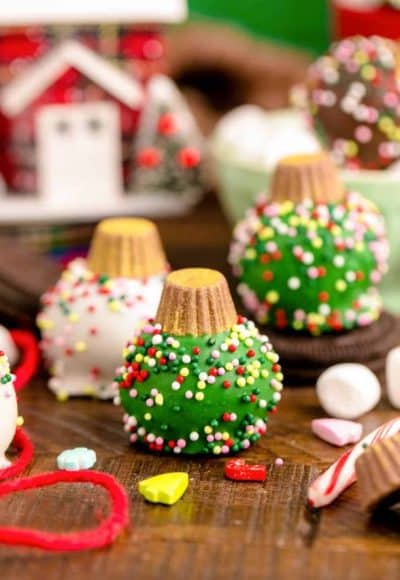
114 268 283 455
229 153 389 335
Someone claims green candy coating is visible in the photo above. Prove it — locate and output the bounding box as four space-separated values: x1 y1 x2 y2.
229 194 388 335
117 318 283 455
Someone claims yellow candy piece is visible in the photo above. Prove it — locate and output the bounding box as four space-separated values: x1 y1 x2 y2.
138 472 189 506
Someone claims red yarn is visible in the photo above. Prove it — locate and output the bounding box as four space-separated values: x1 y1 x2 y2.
0 470 130 551
0 429 130 551
0 429 34 481
10 329 40 392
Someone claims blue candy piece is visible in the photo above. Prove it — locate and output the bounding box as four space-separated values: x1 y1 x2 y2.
57 447 97 471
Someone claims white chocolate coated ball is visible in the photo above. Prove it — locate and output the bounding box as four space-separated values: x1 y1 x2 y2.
386 346 400 409
316 363 381 419
0 325 18 367
0 353 17 468
37 259 165 400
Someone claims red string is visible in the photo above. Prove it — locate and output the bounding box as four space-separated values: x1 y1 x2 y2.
0 429 130 551
10 329 40 392
0 470 130 551
0 429 34 481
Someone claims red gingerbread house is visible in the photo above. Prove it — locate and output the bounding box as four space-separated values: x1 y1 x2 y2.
0 0 190 222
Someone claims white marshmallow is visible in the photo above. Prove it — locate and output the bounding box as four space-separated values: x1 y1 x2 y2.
386 346 400 409
316 363 381 419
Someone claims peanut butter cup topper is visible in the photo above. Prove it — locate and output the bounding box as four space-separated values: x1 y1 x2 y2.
38 217 167 401
87 217 168 279
356 433 400 512
156 268 237 336
116 267 284 456
270 152 344 205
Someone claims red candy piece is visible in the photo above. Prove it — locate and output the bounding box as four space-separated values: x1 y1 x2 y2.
224 458 267 482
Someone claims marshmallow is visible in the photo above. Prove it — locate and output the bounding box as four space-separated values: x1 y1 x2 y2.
316 363 381 419
311 418 362 447
386 346 400 409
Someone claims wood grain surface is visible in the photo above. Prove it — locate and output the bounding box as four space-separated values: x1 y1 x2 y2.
1 195 399 580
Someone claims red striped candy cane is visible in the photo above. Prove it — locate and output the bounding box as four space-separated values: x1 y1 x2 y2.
308 417 400 508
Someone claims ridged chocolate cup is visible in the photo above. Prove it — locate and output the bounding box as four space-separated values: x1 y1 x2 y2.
87 217 167 279
270 152 345 204
355 433 400 512
156 268 237 336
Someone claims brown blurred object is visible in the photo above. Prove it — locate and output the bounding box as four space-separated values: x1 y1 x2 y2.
165 23 312 134
0 236 60 328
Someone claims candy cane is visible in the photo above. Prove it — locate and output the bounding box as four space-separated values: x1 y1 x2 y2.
308 416 400 508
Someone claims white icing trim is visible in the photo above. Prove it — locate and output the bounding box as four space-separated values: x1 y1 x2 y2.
0 0 187 25
0 40 143 117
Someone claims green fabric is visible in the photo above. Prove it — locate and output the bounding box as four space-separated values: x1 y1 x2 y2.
188 0 330 55
117 320 283 455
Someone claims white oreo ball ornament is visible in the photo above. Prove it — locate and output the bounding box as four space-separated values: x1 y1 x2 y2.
37 218 168 401
0 351 18 468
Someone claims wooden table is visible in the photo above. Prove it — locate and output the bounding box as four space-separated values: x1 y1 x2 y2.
1 195 400 580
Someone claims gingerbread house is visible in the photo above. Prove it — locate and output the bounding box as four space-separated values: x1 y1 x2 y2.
0 0 190 222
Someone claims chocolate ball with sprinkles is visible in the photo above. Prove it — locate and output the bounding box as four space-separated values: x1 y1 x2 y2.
37 218 168 401
305 35 400 169
114 268 283 455
229 153 389 336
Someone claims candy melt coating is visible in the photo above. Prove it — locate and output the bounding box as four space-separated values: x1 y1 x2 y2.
230 193 388 335
138 473 189 505
116 317 283 455
386 346 400 409
316 363 381 419
306 36 400 169
311 418 362 447
37 258 164 400
0 352 17 469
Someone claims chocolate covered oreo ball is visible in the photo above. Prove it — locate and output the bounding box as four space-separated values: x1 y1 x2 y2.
229 153 388 335
114 268 283 455
306 35 400 169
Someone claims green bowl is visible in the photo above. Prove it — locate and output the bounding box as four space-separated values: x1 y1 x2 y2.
213 152 400 313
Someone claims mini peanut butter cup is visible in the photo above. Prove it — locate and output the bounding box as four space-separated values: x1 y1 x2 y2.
87 217 167 279
356 433 400 512
156 268 237 336
270 152 344 204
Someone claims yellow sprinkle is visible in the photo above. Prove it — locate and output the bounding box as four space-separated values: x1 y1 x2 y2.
83 385 95 396
56 390 69 403
155 394 164 406
197 380 206 390
237 377 246 387
144 413 152 421
204 426 213 434
108 300 122 312
345 141 358 157
68 312 80 323
195 392 204 401
259 226 274 240
361 64 376 81
266 291 279 304
37 318 54 331
222 432 230 441
225 362 233 372
246 376 255 385
355 242 364 252
251 370 260 379
336 280 347 292
135 354 143 362
180 367 189 377
74 341 87 352
293 320 304 331
156 351 162 359
213 446 222 455
261 369 269 379
16 415 24 427
280 200 294 215
245 248 257 260
312 238 323 249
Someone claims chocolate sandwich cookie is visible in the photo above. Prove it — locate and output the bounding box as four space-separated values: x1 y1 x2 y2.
265 311 400 385
356 433 400 512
